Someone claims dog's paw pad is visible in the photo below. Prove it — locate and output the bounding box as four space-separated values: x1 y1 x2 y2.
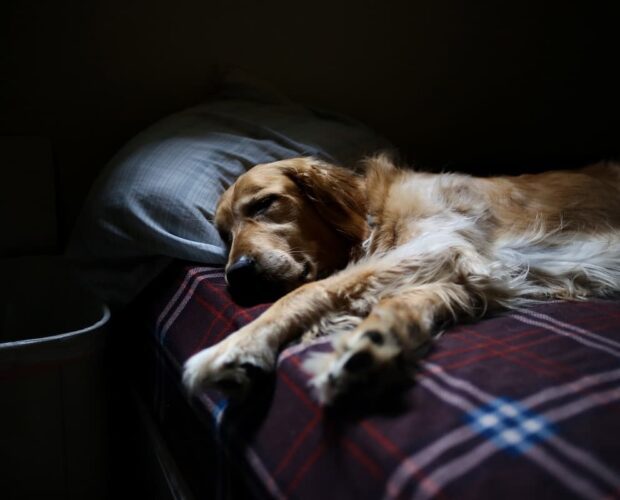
343 350 374 372
364 329 385 345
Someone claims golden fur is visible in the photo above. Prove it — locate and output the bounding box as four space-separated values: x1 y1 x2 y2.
184 156 620 404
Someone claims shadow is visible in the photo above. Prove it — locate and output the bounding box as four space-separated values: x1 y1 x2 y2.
219 369 278 440
228 282 286 307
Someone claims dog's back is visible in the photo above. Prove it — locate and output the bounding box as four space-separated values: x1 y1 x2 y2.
363 158 620 305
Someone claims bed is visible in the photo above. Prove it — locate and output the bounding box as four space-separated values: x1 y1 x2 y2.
122 261 620 499
69 74 620 499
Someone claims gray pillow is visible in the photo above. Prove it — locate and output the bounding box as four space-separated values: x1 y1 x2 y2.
68 79 391 307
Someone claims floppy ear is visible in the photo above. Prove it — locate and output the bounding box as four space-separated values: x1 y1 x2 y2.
283 158 368 245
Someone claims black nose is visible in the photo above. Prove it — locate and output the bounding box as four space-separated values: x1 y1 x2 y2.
226 255 257 288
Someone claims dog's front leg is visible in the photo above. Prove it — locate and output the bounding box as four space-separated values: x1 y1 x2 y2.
304 282 477 404
182 267 378 397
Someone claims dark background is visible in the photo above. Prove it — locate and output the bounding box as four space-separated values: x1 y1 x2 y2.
2 0 619 247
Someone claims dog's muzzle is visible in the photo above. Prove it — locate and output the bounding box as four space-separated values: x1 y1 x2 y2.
225 255 289 305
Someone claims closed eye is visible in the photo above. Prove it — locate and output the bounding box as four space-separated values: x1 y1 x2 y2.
247 194 280 216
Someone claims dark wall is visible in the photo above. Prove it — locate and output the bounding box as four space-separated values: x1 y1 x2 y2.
2 0 221 242
207 1 619 170
3 1 619 244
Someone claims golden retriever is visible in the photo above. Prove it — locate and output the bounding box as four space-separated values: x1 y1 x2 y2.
183 156 620 404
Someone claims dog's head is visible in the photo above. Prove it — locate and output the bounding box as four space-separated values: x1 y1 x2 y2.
215 158 368 303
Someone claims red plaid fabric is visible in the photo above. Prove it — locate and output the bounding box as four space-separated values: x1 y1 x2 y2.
133 262 620 499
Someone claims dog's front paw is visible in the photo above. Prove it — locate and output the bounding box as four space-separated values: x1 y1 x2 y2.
182 328 275 398
303 318 430 405
303 326 400 404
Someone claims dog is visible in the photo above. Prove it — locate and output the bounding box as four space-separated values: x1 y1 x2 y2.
183 155 620 404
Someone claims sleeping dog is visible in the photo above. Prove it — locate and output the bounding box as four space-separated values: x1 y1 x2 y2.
183 156 620 404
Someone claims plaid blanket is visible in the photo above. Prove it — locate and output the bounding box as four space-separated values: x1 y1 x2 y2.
131 262 620 499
